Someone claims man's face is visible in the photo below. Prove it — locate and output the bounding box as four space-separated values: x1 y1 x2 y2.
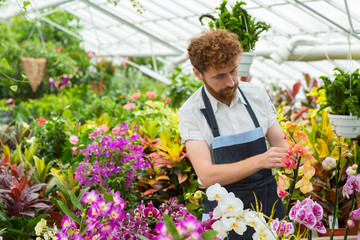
194 61 239 105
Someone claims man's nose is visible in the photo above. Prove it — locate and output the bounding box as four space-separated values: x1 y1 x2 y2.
226 74 235 87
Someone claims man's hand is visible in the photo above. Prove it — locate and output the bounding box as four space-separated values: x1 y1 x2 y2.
260 147 289 169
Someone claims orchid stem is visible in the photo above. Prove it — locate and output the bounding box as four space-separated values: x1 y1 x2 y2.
343 142 360 240
330 138 341 240
307 228 312 240
285 157 302 216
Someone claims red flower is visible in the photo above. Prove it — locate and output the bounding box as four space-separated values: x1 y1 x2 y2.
37 118 47 125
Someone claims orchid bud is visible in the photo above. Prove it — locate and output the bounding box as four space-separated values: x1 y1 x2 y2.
346 166 357 176
194 190 203 199
347 219 355 228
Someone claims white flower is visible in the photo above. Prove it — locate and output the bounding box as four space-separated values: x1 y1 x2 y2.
254 226 277 240
218 192 244 216
206 183 228 202
26 136 36 144
245 211 267 231
213 205 224 219
212 220 228 240
221 212 247 235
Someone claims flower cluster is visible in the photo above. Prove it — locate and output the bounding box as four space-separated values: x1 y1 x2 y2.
270 218 294 238
289 196 326 234
74 123 150 188
54 191 194 240
206 183 278 240
342 173 360 199
153 215 204 240
34 218 57 240
277 122 316 198
56 190 155 239
124 92 172 110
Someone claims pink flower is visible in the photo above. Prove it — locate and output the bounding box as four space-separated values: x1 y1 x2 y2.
71 146 77 155
161 93 166 99
69 135 79 145
123 102 136 110
145 91 157 99
130 92 140 100
350 208 360 220
37 117 47 125
121 61 127 66
100 124 108 132
88 52 94 58
165 98 171 104
112 127 120 134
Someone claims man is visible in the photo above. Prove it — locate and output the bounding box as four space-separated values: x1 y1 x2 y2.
179 29 289 239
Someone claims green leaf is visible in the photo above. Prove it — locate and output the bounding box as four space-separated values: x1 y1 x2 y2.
57 200 81 225
68 190 83 211
22 73 27 79
0 58 10 69
63 109 72 119
80 225 88 237
136 235 150 240
163 214 180 240
10 85 18 92
23 1 30 11
103 192 114 203
201 230 218 240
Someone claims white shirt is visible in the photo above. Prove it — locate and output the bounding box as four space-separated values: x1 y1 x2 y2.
179 81 277 147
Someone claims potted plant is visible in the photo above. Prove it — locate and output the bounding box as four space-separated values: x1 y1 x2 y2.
199 0 270 76
318 67 360 138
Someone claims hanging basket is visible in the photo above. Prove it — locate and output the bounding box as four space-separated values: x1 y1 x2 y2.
238 51 255 77
328 113 360 139
21 57 47 92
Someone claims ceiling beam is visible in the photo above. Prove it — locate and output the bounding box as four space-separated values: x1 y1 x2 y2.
80 0 183 54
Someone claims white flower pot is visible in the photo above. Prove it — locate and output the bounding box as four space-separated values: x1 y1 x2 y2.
238 52 255 77
328 114 360 139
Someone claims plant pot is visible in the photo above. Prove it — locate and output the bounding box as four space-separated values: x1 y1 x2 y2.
91 78 105 93
238 52 255 77
21 57 47 92
328 114 360 139
317 220 359 237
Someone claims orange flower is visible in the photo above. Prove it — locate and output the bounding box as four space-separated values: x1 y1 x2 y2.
295 176 313 193
293 144 308 158
277 171 290 190
281 155 296 169
293 131 308 145
277 184 289 199
285 122 299 132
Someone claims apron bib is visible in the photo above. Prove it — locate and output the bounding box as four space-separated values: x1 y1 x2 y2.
200 87 285 239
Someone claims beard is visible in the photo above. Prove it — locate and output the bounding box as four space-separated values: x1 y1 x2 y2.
203 78 239 104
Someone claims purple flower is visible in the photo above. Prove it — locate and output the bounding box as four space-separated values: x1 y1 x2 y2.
289 196 325 233
144 202 159 218
61 216 77 231
97 198 113 217
343 174 360 199
56 230 68 240
314 221 326 234
350 208 360 221
82 190 99 204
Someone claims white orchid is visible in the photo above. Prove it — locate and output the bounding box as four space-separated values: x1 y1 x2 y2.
221 212 247 235
212 219 228 240
219 192 243 212
244 211 267 231
206 183 228 203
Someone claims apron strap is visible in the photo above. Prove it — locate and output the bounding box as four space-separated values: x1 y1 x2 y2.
200 87 220 137
200 86 261 137
238 87 260 128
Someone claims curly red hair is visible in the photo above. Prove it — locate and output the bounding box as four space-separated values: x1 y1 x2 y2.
187 29 243 73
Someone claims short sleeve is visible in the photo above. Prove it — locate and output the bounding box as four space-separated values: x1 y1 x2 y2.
178 108 205 144
262 88 277 128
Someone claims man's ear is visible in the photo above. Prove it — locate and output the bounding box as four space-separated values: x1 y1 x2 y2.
193 67 203 81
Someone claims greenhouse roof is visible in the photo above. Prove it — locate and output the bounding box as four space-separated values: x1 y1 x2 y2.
1 0 360 87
